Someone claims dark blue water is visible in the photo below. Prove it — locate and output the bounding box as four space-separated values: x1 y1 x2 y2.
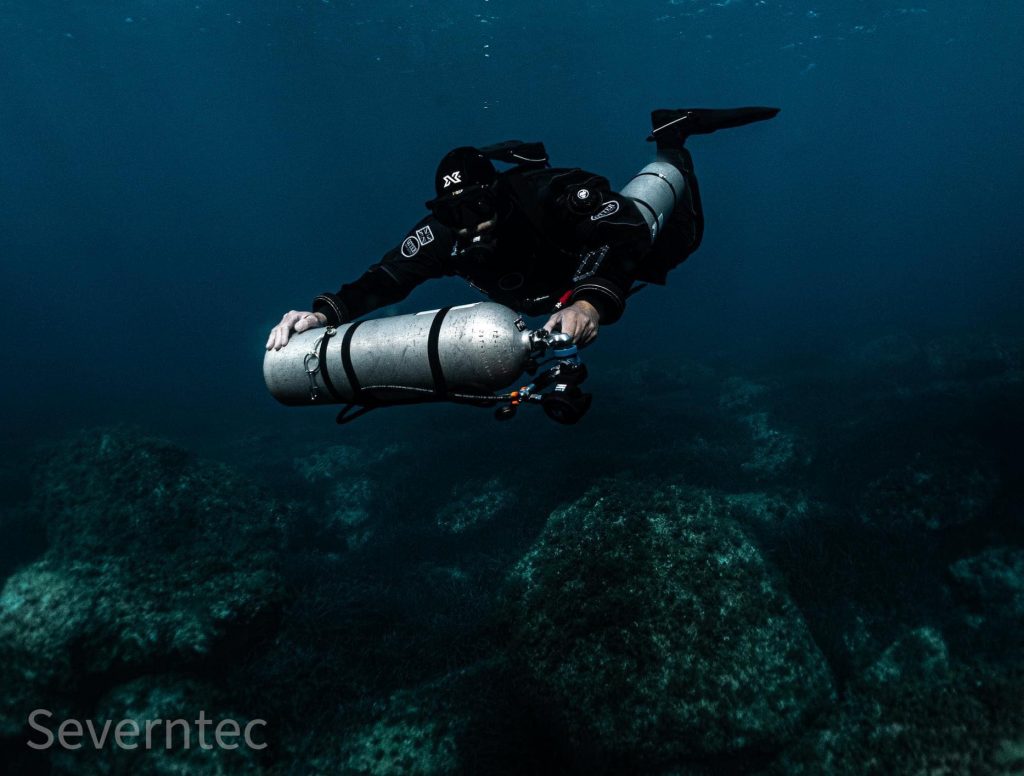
2 2 1023 773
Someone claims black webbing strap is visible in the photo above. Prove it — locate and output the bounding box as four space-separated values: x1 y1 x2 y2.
632 196 660 230
478 140 549 168
635 170 679 207
427 306 453 399
336 403 377 425
318 329 343 402
340 321 365 400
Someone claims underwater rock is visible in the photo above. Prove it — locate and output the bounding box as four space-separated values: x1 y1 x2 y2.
332 688 462 776
325 477 375 535
36 428 285 567
724 490 815 529
293 443 402 549
435 477 515 534
49 675 262 775
950 547 1024 616
718 376 770 412
0 562 94 737
738 412 809 480
925 335 1022 381
0 428 285 737
776 666 1024 775
293 442 401 483
504 480 834 771
859 449 999 532
716 378 810 482
859 627 951 687
293 660 543 775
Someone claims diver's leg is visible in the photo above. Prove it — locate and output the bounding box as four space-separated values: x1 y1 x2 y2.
618 142 706 284
646 146 704 271
622 107 777 283
648 106 780 149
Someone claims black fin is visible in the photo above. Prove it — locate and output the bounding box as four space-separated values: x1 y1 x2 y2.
647 106 780 148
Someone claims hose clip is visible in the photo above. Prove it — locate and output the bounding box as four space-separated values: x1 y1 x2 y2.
304 326 336 401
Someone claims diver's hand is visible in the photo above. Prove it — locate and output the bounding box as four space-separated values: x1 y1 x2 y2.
543 300 599 347
266 310 327 351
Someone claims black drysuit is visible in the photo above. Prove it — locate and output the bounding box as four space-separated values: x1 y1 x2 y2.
312 149 703 328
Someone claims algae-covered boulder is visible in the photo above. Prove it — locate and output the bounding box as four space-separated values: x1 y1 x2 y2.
49 675 263 775
948 547 1024 660
724 490 816 529
0 428 286 736
859 448 999 533
777 666 1024 775
36 428 284 568
950 546 1024 621
0 562 95 736
737 411 808 480
293 660 543 776
328 678 467 776
292 442 402 549
504 480 834 771
717 378 811 482
436 477 516 535
859 627 951 687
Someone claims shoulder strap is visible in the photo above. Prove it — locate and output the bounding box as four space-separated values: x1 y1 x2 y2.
499 167 607 253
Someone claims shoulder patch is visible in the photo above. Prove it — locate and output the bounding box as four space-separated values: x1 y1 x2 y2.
415 225 435 245
400 236 420 257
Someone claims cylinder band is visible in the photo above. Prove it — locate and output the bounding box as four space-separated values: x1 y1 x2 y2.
318 329 343 402
427 306 454 398
341 321 365 400
630 196 660 231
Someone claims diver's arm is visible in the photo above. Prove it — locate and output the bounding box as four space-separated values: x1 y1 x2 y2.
312 265 415 325
543 300 600 347
312 217 455 325
565 196 652 325
541 252 635 345
568 275 632 326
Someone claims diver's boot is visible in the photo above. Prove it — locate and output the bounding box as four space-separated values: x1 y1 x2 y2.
647 106 780 150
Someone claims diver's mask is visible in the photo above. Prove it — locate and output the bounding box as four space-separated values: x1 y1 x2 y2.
425 146 499 232
426 183 498 233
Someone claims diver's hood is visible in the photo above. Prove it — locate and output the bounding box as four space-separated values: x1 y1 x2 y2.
426 140 549 230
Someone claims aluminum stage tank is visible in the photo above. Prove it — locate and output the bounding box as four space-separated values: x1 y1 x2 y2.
619 153 688 239
264 302 534 406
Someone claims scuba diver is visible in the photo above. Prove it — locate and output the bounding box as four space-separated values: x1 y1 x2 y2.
266 107 779 352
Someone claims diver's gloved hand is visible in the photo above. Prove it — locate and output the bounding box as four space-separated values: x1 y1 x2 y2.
544 300 599 348
266 310 327 351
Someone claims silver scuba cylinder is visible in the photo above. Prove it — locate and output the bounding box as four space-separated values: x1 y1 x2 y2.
618 152 688 240
264 302 533 406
